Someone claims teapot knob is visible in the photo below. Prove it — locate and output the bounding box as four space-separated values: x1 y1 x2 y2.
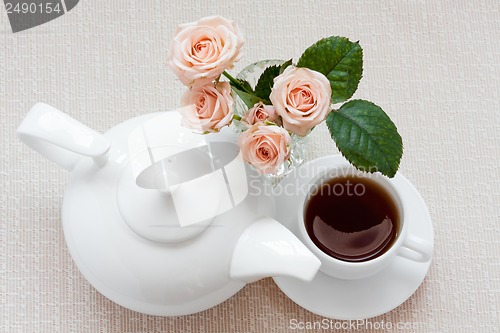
17 103 111 170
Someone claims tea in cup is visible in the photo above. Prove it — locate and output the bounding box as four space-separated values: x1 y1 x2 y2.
297 167 432 280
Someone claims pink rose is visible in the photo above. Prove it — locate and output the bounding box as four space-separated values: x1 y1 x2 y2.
180 81 234 133
269 66 332 136
238 123 291 174
167 16 245 87
243 102 277 125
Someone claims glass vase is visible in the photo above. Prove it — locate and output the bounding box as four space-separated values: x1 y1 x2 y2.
233 60 307 186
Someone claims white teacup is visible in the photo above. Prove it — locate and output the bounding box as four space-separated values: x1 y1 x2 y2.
297 166 432 280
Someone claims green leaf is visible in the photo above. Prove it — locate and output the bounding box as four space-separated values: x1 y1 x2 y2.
222 71 253 94
297 36 363 104
279 59 293 74
254 65 280 101
326 100 402 177
232 87 263 109
253 60 294 101
238 79 254 93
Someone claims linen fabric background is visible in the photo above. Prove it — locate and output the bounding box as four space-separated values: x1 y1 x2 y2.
1 0 499 332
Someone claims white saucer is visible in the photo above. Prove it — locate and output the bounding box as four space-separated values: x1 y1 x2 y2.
272 155 434 320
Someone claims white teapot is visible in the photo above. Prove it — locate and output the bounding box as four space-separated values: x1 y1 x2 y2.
17 103 321 316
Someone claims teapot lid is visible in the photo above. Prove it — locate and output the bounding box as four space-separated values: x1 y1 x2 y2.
117 112 248 243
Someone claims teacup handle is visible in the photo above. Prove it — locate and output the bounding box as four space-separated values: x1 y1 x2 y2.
17 103 111 171
398 234 433 262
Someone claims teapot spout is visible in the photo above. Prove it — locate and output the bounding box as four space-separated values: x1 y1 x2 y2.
230 217 321 283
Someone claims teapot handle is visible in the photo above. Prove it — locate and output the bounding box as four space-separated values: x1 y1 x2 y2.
17 103 111 171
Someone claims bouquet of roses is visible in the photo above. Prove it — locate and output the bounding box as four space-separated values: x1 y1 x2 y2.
167 16 402 177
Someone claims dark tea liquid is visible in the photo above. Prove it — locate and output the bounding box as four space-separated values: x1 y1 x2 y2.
304 176 399 262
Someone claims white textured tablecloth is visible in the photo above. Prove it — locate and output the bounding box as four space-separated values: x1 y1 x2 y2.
1 1 499 332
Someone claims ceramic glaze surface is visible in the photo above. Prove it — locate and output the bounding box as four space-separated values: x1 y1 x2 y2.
17 104 321 316
62 113 250 314
273 155 434 320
